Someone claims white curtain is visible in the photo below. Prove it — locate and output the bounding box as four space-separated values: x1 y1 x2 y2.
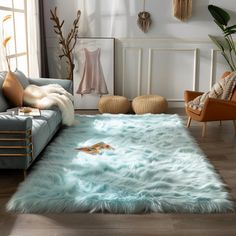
0 19 8 71
0 38 6 71
27 0 40 77
77 0 89 36
77 0 135 38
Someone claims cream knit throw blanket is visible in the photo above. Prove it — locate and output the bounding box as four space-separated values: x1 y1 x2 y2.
23 84 74 126
188 72 236 111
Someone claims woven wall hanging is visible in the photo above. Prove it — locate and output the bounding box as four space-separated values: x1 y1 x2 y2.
173 0 192 21
137 0 152 33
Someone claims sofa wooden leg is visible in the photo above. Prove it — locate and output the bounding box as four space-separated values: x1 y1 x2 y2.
186 117 192 128
233 120 236 137
219 120 222 126
23 170 27 180
202 122 207 137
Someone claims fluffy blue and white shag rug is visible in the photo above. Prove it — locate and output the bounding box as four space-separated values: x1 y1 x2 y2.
7 114 233 213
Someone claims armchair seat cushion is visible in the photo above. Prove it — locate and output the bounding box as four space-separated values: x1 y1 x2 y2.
186 106 201 115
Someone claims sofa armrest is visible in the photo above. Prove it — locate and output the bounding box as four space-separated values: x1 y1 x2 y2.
28 78 73 93
0 115 33 169
0 115 32 131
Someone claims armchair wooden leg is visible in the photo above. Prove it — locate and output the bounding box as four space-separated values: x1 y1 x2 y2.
219 120 222 126
186 117 192 128
202 122 207 137
233 120 236 137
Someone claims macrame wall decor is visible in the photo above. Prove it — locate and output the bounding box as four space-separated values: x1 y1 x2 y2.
173 0 192 21
137 0 152 33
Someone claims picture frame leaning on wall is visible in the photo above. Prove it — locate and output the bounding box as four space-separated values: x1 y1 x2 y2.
73 37 115 109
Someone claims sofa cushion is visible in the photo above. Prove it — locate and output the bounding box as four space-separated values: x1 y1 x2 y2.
0 71 10 112
29 78 72 93
2 71 24 107
32 109 61 158
14 69 30 89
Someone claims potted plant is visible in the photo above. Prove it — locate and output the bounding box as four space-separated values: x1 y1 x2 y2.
208 4 236 71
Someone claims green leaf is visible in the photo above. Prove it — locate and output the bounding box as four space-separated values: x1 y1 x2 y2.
208 5 230 26
225 29 236 37
223 24 236 35
209 35 232 51
225 38 233 51
225 24 236 31
214 20 225 31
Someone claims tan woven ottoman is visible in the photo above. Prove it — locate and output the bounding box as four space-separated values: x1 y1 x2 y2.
98 96 130 114
132 95 168 114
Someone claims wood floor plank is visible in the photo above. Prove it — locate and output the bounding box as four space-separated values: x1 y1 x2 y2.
1 228 236 236
0 213 175 230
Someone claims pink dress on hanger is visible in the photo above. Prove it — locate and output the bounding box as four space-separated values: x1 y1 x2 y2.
76 48 108 95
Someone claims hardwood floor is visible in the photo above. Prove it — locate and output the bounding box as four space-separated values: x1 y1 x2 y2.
1 110 236 236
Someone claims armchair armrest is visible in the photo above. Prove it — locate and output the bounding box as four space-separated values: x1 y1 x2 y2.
0 115 32 131
205 98 236 109
201 98 236 121
28 78 72 93
184 90 204 103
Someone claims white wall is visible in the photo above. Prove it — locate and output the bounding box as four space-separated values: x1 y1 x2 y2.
44 0 236 107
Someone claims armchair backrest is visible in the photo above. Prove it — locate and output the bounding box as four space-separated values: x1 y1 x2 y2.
231 88 236 102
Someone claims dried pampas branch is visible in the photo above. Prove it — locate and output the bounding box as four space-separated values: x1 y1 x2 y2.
50 7 81 80
137 0 152 33
173 0 192 21
1 15 12 71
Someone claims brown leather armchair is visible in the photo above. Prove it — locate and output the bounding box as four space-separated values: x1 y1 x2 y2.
184 72 236 137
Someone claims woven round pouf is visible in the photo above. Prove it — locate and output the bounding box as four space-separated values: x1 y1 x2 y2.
98 95 130 114
132 95 168 114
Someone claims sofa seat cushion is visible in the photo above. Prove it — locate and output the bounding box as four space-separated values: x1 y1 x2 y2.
32 109 61 158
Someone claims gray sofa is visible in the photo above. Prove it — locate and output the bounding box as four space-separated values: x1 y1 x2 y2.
0 71 72 171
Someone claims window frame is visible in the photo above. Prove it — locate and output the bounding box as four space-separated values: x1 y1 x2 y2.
0 0 29 75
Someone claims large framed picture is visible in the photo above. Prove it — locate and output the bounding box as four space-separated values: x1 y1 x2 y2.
73 37 115 109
